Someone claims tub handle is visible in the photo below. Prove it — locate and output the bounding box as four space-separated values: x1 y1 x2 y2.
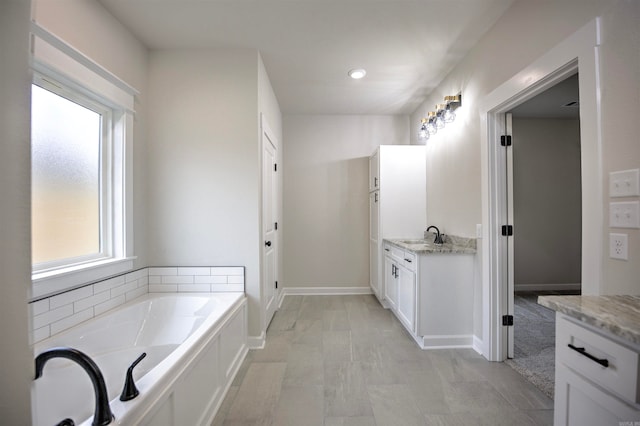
119 352 147 402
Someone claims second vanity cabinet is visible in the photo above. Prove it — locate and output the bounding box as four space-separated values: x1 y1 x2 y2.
383 240 474 348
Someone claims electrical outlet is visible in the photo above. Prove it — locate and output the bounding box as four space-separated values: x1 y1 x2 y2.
610 169 640 197
609 233 628 260
610 201 640 228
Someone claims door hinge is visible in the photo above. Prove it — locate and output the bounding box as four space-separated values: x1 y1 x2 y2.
502 315 514 326
275 222 278 230
500 135 512 146
275 281 278 289
274 163 277 172
501 225 513 236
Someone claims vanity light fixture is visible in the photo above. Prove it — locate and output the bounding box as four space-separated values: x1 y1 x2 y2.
348 68 367 79
418 93 462 140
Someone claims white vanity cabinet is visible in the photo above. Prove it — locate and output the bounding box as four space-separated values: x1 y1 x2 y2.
554 314 640 425
383 241 473 348
369 146 426 304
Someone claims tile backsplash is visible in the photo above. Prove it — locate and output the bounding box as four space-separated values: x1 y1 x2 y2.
29 266 245 344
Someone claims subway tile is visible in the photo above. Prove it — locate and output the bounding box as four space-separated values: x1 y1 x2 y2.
30 298 50 316
94 295 125 316
125 268 148 282
148 267 177 276
212 284 244 292
178 284 211 292
50 307 94 335
93 275 126 294
33 304 73 330
111 280 139 298
32 326 51 345
50 286 93 310
162 275 194 284
148 275 162 284
194 276 216 284
74 290 110 313
126 285 147 302
137 276 149 286
228 275 245 284
178 267 211 276
149 284 178 293
211 267 243 276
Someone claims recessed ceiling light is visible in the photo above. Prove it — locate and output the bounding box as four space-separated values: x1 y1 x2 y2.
348 68 366 79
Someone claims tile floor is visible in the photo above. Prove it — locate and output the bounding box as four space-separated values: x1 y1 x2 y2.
212 295 553 426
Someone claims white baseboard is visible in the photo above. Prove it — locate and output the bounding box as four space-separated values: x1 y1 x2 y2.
514 283 581 292
247 332 265 350
281 286 373 296
472 335 484 356
421 334 473 349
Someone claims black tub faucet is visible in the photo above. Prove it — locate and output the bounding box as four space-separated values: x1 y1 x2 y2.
426 226 444 245
35 347 114 426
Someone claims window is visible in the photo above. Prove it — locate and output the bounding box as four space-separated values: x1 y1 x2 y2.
30 23 137 299
31 77 111 270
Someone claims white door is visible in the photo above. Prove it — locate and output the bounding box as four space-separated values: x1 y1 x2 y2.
262 118 278 329
369 191 379 295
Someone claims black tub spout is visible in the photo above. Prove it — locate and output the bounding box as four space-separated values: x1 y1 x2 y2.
35 347 113 426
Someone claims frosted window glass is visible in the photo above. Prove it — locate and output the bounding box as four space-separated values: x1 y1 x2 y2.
31 84 101 264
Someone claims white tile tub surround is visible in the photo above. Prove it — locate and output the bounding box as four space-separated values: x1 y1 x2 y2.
30 268 149 345
148 266 245 293
29 266 245 345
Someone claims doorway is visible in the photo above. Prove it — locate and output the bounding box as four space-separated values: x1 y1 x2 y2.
479 18 603 363
504 73 582 396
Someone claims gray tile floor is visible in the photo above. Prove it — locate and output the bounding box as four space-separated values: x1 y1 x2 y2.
212 295 553 426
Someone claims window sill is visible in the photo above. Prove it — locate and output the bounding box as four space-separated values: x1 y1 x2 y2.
31 257 137 301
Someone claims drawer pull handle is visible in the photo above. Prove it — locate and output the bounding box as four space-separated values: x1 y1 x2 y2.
568 343 609 368
385 248 390 252
404 258 412 263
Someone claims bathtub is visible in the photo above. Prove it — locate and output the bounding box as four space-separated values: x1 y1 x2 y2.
32 292 247 426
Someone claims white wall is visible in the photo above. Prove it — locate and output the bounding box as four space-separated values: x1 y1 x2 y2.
283 115 408 289
146 49 268 338
34 0 150 269
410 0 640 296
0 0 33 421
512 118 581 288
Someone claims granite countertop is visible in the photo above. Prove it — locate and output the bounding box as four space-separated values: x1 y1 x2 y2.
538 295 640 345
385 233 477 255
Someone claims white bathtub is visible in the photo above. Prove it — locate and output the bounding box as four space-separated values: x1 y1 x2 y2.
32 292 247 426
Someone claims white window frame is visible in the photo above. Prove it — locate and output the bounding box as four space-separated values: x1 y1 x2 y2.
30 23 138 300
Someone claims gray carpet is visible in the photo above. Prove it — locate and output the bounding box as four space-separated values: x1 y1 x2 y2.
505 292 558 399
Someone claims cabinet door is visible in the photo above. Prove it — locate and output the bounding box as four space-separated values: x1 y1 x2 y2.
369 151 379 191
370 240 379 296
397 266 416 333
555 365 640 425
369 191 379 241
384 256 397 310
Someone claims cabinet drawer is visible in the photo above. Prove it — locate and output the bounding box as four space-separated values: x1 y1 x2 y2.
557 315 640 404
402 251 417 271
390 246 404 263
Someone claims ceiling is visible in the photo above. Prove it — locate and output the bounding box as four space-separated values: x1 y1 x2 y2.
98 0 516 115
510 73 580 119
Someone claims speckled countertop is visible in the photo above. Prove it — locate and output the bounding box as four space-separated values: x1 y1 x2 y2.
385 233 477 255
538 295 640 345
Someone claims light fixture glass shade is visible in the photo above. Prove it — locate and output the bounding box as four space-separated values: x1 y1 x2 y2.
443 105 456 123
426 111 438 135
418 119 429 141
435 104 446 129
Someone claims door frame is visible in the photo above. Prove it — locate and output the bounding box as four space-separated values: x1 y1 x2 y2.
479 18 603 361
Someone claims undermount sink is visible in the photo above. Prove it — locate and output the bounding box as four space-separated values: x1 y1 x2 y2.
399 239 429 245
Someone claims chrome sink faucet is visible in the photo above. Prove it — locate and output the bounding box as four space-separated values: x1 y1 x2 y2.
426 225 444 245
35 347 114 426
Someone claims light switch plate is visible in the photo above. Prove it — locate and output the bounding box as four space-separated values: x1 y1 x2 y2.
610 169 640 197
609 233 628 260
610 201 640 228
